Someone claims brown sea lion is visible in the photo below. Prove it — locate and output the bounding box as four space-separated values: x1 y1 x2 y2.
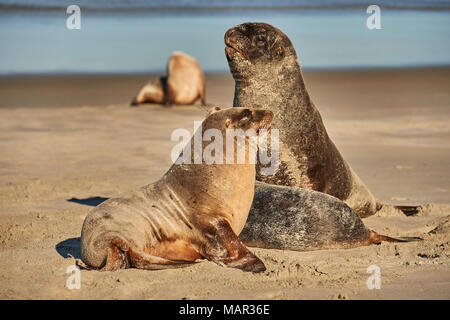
80 107 272 272
166 51 206 106
240 182 422 251
131 51 206 106
131 76 166 105
225 22 419 218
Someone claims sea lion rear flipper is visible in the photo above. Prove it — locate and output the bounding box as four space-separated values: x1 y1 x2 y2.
368 231 423 244
101 238 196 271
201 218 266 273
389 236 424 242
128 249 198 270
394 205 422 216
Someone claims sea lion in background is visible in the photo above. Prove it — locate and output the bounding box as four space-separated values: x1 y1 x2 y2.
131 76 166 105
240 182 422 251
166 51 206 105
131 51 206 106
81 107 272 273
225 22 419 217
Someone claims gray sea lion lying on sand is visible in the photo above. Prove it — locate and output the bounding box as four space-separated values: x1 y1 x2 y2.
240 182 421 251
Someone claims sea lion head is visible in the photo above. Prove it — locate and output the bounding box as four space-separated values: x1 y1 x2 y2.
225 22 296 79
204 106 273 134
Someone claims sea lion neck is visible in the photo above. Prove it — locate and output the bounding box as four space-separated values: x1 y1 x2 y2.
150 130 258 224
159 162 256 233
163 162 255 195
232 55 314 117
162 131 258 202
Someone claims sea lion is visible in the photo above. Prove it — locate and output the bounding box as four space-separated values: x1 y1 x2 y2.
166 51 206 106
225 22 419 217
81 107 272 272
131 51 206 106
240 182 421 251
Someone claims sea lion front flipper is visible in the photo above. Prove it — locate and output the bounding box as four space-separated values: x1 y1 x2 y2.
201 218 266 273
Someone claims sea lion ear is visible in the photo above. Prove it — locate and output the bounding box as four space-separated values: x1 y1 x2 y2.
206 106 221 117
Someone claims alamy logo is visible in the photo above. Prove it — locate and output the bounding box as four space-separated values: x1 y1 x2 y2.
366 265 381 289
66 265 81 290
66 5 81 30
171 121 279 175
366 5 381 30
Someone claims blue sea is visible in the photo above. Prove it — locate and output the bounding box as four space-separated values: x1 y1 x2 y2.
0 0 449 74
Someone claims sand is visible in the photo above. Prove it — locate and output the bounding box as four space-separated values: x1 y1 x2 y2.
0 68 449 299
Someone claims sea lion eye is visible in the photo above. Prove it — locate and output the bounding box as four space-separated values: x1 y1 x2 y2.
255 34 265 47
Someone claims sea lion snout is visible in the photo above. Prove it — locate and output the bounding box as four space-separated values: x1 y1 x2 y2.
224 24 262 61
207 107 272 132
225 27 248 61
230 108 273 132
225 22 294 68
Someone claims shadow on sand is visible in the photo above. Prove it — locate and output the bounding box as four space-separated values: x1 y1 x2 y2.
56 197 109 260
56 237 82 259
67 196 109 207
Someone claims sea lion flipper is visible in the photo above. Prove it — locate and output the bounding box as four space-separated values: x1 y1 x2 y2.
128 249 198 270
99 238 195 271
201 218 266 273
368 231 423 244
394 205 422 216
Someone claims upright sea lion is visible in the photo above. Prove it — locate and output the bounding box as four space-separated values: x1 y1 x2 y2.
166 51 206 106
240 182 421 251
81 107 272 272
131 51 206 106
225 22 419 217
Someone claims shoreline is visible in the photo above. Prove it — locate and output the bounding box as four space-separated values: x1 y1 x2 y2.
2 64 450 76
2 66 450 109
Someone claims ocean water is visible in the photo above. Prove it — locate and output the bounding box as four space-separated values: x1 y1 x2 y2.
0 1 449 74
1 0 450 10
